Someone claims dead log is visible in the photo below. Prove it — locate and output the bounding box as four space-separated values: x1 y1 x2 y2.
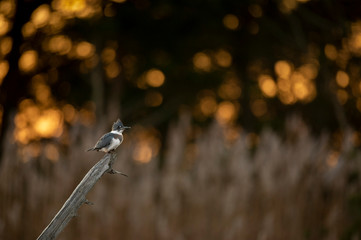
37 152 127 240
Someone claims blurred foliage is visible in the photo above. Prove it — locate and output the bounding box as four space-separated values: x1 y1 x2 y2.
1 0 361 148
1 0 361 239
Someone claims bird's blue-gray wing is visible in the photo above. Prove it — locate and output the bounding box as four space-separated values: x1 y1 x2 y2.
93 133 113 150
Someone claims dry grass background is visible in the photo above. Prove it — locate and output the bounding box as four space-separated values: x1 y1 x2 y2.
1 114 361 240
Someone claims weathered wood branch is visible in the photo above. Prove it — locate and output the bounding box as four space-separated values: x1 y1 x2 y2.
37 152 127 240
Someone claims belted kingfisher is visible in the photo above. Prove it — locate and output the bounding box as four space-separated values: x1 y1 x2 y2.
87 119 131 153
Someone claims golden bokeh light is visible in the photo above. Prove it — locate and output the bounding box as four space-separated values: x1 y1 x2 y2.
223 14 239 30
251 99 267 117
45 143 60 162
48 12 65 32
275 60 292 79
48 35 72 55
349 21 361 56
14 99 64 144
75 41 95 59
31 4 51 28
299 63 319 80
145 68 165 87
218 77 241 100
258 74 277 98
0 14 10 36
336 70 350 88
105 62 121 79
132 128 161 164
214 49 232 68
248 4 263 18
34 109 63 138
199 95 217 117
290 72 309 100
324 44 338 60
31 75 52 104
193 52 212 72
111 0 126 3
278 0 298 13
0 36 12 56
53 0 86 15
101 47 116 64
18 50 38 73
216 101 237 124
0 0 16 17
145 91 163 107
22 22 36 38
337 89 348 105
62 104 77 123
278 91 296 105
0 60 9 85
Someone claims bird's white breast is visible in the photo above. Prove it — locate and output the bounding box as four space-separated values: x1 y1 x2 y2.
107 138 121 151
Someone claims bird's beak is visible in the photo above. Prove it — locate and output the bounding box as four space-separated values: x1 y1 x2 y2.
123 126 131 129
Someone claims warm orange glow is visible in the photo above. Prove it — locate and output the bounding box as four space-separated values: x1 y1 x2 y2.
278 0 298 13
193 52 212 71
101 47 116 64
324 44 338 60
31 4 51 28
48 35 72 55
133 143 153 163
337 89 348 104
223 14 239 30
48 12 65 32
214 49 232 67
56 0 86 14
145 91 163 107
0 60 9 85
218 77 241 100
105 62 121 78
22 22 36 38
45 143 60 162
216 101 237 124
258 75 277 98
251 99 267 117
111 0 126 2
327 151 339 167
248 4 263 18
349 21 361 56
75 41 95 59
34 109 63 138
104 4 116 17
132 128 161 164
336 70 349 88
32 75 52 104
199 95 217 116
19 50 38 73
299 63 318 80
0 14 10 36
278 91 296 105
14 99 65 144
62 104 77 123
275 60 292 79
290 72 308 100
0 0 16 17
0 37 12 56
145 68 165 87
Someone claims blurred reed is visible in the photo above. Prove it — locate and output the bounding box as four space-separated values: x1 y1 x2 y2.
0 114 360 240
